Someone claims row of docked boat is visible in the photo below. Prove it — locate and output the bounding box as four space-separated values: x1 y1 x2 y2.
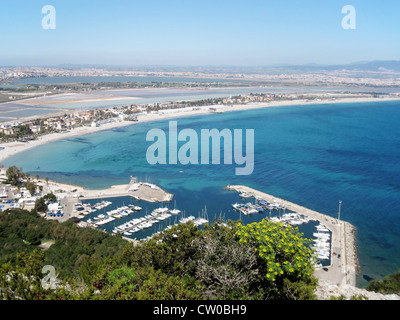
77 200 113 216
232 199 285 216
232 191 288 216
114 206 208 238
88 215 115 226
179 215 196 224
238 191 284 207
239 191 254 199
112 207 180 236
115 216 155 236
232 202 260 215
93 201 113 210
106 204 142 219
144 217 209 241
87 204 142 226
142 182 160 190
312 224 331 261
193 217 208 226
270 213 316 226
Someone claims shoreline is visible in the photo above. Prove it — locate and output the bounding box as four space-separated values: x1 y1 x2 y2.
1 94 400 164
33 178 173 221
1 93 393 289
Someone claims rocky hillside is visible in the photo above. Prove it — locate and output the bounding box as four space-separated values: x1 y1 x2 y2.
316 279 400 300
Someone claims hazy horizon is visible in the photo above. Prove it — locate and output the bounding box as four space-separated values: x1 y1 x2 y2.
2 60 400 70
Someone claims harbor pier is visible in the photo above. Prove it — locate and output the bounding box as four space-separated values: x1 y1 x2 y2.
226 185 359 287
77 178 173 203
40 177 173 222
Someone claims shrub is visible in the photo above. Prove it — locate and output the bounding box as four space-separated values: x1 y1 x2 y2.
235 219 317 299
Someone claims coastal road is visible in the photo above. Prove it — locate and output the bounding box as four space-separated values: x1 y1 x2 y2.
58 197 79 222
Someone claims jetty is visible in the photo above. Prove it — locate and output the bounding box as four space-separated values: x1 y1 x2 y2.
40 177 173 222
77 177 173 203
226 185 359 287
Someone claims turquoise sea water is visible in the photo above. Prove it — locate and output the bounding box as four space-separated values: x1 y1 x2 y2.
3 100 400 287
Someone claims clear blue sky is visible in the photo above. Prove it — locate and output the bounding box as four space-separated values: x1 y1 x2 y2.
0 0 399 66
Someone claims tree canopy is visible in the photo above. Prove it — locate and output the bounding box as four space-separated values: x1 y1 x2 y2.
0 208 319 300
5 166 24 186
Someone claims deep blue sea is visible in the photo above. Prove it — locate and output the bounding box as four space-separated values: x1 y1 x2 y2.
3 100 400 287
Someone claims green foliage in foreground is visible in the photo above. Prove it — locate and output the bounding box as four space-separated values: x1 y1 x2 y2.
366 269 400 295
0 209 318 300
236 220 317 299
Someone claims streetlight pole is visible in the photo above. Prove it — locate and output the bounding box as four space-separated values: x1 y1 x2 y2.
338 200 342 221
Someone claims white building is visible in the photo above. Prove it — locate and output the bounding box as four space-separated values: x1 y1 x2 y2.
48 202 62 212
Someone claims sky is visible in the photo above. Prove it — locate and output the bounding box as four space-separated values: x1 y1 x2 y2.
0 0 399 66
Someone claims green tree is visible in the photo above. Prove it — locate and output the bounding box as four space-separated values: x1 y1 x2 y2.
34 197 47 213
127 222 203 276
43 193 57 203
0 208 320 300
236 219 317 299
25 181 37 196
194 222 263 299
367 269 400 295
0 250 75 300
33 193 57 213
6 166 23 186
25 228 41 246
135 268 200 300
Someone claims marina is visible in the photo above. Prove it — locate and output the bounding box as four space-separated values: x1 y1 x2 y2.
77 178 174 203
231 191 333 266
74 182 339 270
86 203 142 227
227 185 358 286
78 195 209 242
78 184 335 271
114 211 209 239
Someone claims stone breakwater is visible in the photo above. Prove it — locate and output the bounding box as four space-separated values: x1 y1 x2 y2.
344 222 360 276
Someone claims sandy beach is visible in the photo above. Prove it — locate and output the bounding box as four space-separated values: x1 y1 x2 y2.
1 94 400 164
